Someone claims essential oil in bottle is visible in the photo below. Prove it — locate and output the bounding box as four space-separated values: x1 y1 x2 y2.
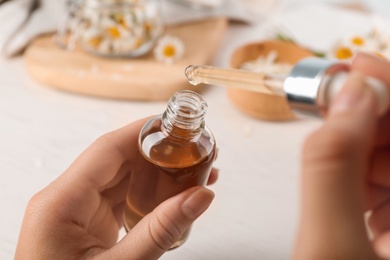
123 90 216 249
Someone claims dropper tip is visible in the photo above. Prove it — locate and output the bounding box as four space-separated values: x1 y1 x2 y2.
185 65 199 86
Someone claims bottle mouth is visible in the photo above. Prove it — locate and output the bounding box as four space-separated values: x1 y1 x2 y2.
163 90 208 138
168 90 207 121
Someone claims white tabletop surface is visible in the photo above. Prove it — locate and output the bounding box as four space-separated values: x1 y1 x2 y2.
0 0 385 259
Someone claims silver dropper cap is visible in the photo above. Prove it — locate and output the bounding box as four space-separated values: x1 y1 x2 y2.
283 58 349 114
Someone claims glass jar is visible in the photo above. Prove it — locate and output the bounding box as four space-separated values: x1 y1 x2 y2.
123 90 217 249
55 0 164 58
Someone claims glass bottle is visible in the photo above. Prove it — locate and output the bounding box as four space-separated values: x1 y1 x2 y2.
123 90 217 249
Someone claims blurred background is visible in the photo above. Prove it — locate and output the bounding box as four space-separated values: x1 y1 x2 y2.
1 0 389 259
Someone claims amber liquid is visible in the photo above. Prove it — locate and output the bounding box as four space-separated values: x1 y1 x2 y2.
124 118 216 249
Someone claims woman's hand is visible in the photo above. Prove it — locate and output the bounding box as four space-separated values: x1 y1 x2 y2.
294 53 390 259
15 118 218 260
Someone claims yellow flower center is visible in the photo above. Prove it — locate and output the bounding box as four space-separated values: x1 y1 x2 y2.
87 36 103 49
144 23 153 33
107 27 121 39
88 36 103 49
163 45 176 57
351 37 364 46
118 18 127 28
134 38 143 49
336 47 353 59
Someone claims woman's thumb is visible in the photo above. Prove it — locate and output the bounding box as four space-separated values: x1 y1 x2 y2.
294 72 379 259
108 186 214 260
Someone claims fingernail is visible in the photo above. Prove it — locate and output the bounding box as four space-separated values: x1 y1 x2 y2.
181 187 215 219
329 71 370 116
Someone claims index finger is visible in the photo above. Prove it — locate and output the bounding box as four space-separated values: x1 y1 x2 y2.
352 52 390 86
351 52 390 147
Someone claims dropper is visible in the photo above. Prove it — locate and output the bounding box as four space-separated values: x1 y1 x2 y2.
185 65 286 96
185 58 390 116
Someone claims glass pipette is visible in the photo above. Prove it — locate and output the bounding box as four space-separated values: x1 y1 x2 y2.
185 65 286 96
185 58 390 116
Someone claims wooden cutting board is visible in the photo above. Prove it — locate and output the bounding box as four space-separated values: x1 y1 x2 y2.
24 18 228 101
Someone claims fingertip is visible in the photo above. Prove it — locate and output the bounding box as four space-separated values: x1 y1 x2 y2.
328 71 374 117
207 168 219 185
181 187 215 220
352 52 390 86
374 231 390 259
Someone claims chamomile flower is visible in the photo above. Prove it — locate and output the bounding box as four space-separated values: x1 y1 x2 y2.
331 34 372 60
333 45 354 60
154 35 185 64
240 50 293 75
331 30 389 61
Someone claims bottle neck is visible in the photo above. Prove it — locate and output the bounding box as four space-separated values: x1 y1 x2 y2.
162 90 207 140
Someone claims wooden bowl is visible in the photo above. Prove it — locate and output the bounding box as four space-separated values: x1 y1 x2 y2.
228 40 315 121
